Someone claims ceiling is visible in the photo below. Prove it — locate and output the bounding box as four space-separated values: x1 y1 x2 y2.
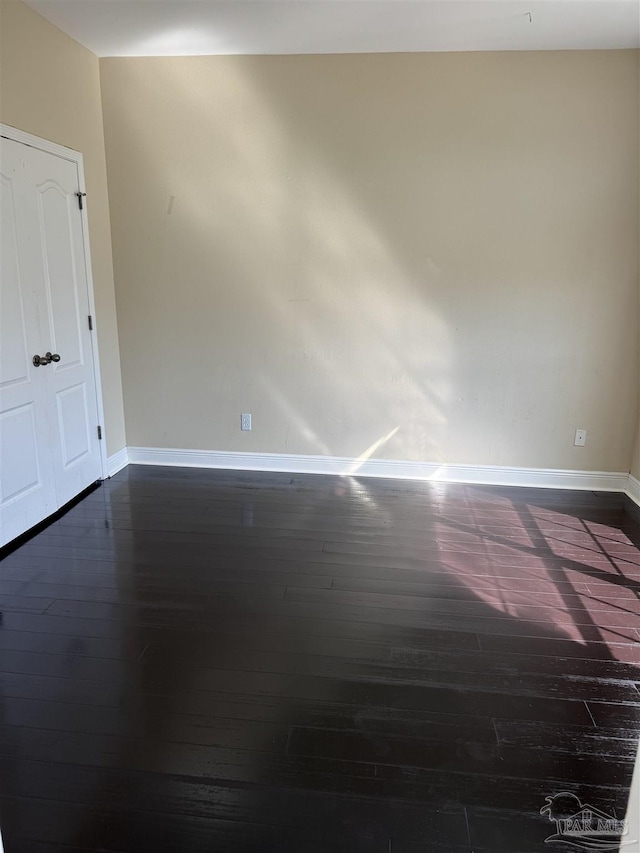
23 0 640 57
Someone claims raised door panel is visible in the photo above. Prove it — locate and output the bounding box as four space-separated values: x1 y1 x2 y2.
0 176 30 388
0 403 41 505
38 181 84 369
55 382 91 468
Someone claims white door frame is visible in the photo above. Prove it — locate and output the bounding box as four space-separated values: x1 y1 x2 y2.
1 123 108 481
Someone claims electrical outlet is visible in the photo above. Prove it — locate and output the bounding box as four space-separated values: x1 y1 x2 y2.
241 413 252 431
574 429 587 447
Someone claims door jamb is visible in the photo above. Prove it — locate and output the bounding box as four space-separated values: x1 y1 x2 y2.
1 123 109 480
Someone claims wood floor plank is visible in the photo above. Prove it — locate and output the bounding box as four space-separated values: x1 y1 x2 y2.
0 760 467 847
286 725 632 785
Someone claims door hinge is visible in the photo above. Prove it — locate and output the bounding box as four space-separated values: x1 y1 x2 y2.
97 425 103 440
88 315 93 331
76 191 87 210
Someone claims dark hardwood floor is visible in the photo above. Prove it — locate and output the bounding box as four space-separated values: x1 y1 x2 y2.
1 464 639 852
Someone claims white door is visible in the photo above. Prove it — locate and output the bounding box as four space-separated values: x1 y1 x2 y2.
0 140 58 543
0 135 103 546
26 141 103 506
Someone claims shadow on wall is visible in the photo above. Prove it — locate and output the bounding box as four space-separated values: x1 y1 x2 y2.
102 53 637 467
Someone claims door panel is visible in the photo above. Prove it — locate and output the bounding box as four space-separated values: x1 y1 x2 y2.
0 176 30 387
0 402 41 503
38 180 84 369
56 382 91 468
0 135 102 546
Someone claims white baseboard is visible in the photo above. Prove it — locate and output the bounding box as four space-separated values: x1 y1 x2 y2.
106 447 129 477
124 446 630 492
626 474 640 508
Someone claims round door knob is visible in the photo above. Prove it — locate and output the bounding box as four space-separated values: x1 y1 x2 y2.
32 353 61 366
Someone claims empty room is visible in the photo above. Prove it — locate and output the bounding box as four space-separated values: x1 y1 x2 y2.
1 0 640 850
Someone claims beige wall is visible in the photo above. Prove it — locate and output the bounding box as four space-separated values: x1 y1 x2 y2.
0 0 126 456
0 6 636 477
633 55 640 483
101 51 639 471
